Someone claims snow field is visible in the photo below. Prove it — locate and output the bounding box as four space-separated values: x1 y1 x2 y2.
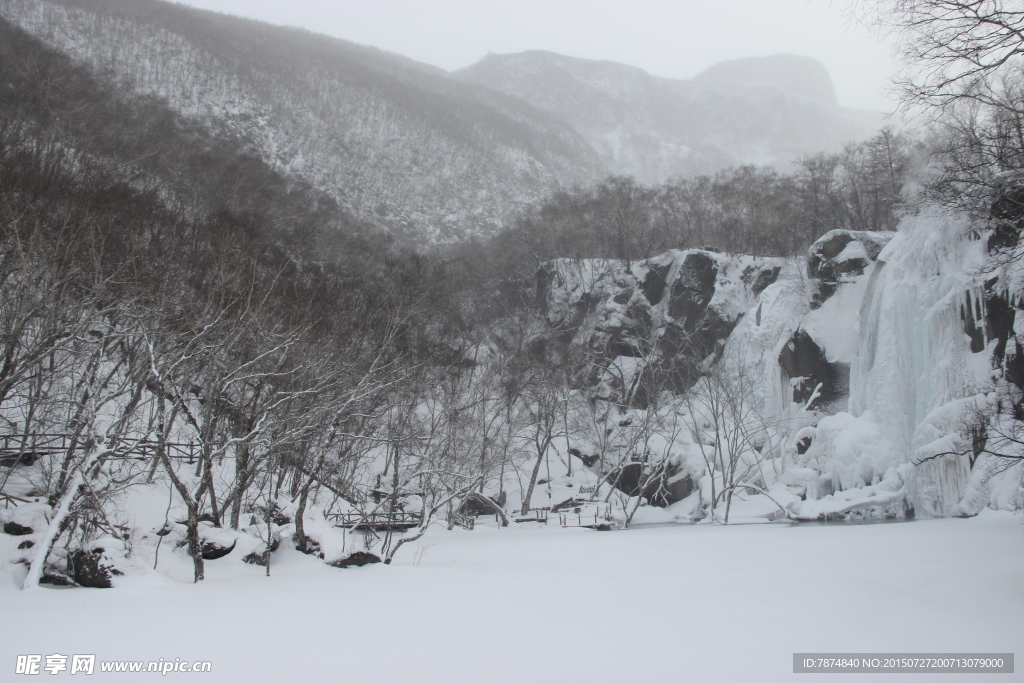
3 511 1021 682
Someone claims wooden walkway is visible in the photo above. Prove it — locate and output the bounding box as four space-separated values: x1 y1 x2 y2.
326 511 422 531
0 433 202 466
558 504 617 530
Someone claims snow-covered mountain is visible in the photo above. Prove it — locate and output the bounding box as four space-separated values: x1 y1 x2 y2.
0 0 883 244
0 0 604 244
456 52 884 184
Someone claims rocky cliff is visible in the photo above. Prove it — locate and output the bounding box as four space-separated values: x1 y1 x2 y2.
540 222 1024 517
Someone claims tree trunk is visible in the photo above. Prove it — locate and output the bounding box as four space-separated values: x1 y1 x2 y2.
521 441 549 514
24 472 83 590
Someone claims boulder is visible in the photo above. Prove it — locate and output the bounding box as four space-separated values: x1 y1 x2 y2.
39 571 75 586
242 538 280 566
742 263 782 297
200 539 236 560
70 549 117 588
3 520 33 536
329 551 381 568
604 460 697 507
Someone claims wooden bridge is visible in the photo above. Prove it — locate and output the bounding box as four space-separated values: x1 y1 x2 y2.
326 511 423 532
512 508 549 524
558 504 617 530
0 433 199 467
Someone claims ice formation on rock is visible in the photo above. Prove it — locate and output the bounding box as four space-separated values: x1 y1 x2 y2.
546 213 1023 517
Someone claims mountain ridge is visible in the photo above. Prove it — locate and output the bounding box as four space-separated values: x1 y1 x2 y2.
456 50 883 183
0 0 884 243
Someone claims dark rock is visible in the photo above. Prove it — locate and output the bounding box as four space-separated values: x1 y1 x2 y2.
569 448 600 468
641 262 672 304
660 472 697 503
242 551 268 566
808 231 855 281
807 230 889 308
0 451 44 468
329 551 381 568
656 306 741 395
838 257 869 276
458 491 506 516
608 334 644 358
752 265 781 296
242 538 280 566
200 539 236 560
667 252 718 325
552 497 589 512
3 521 33 536
984 281 1016 365
70 549 113 588
294 536 322 556
812 281 839 309
18 539 34 549
39 571 75 586
778 329 849 405
960 291 986 353
536 263 556 314
1006 339 1024 391
988 184 1024 251
625 302 652 331
742 264 781 296
605 460 695 507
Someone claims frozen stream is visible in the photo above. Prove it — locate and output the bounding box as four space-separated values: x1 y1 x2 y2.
3 511 1022 682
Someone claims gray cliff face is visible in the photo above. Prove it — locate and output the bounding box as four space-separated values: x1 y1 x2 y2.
539 231 894 412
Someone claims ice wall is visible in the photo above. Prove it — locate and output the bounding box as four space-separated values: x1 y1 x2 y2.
849 210 994 515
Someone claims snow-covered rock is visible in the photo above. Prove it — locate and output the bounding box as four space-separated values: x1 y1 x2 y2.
541 219 1024 517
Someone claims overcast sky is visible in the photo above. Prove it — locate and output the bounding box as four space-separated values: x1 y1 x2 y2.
177 0 896 112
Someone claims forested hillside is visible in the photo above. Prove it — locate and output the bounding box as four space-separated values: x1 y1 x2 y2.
0 0 604 244
0 0 890 245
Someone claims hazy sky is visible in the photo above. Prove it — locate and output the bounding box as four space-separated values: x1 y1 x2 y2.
178 0 896 112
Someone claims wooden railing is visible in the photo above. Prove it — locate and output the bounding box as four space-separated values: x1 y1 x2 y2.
559 504 616 530
326 511 423 531
512 508 549 523
0 433 199 466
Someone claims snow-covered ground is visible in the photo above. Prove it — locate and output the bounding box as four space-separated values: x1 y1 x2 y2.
4 512 1021 682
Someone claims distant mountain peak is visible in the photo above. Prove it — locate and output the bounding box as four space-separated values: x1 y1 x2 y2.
692 54 839 108
458 50 878 184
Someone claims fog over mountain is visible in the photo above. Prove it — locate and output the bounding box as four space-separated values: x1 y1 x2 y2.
457 51 883 184
0 0 881 243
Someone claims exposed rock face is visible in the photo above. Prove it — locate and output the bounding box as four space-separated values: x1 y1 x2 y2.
538 249 785 402
778 329 849 405
808 230 890 308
